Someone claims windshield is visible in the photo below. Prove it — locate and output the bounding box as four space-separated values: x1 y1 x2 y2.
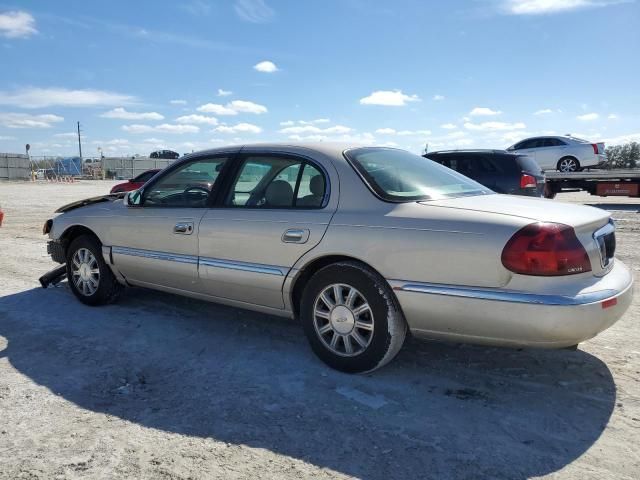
345 148 492 202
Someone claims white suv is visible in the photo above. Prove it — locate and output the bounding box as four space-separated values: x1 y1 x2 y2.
507 136 606 172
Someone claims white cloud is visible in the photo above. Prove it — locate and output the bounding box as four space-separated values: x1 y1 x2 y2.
228 100 267 114
602 132 640 145
534 108 553 115
253 60 279 73
196 99 267 115
469 107 502 116
441 123 457 129
215 122 262 134
279 120 295 126
375 128 396 135
0 11 37 39
433 94 445 101
608 113 618 120
577 112 599 121
279 125 352 135
464 121 526 131
0 87 135 108
299 118 330 125
501 0 626 15
53 132 83 139
122 123 200 134
396 129 431 136
197 103 237 115
170 99 187 105
217 89 232 97
0 135 16 140
175 114 219 125
235 0 275 23
0 112 63 128
360 90 420 106
100 107 164 120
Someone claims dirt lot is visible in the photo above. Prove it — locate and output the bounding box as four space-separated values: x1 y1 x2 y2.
0 180 639 480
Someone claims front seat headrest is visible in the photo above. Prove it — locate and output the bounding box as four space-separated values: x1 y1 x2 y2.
309 175 325 196
265 180 293 207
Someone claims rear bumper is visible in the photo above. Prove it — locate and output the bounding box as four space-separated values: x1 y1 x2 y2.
389 260 633 348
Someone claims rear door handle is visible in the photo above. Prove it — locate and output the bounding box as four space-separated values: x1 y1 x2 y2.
174 222 194 235
282 228 310 244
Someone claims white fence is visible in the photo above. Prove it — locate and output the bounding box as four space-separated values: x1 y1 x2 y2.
0 153 30 180
102 157 175 179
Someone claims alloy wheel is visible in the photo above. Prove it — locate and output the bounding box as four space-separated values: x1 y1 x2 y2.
559 158 578 172
313 283 374 357
71 247 100 296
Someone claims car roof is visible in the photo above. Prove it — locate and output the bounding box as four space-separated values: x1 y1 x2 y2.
181 142 388 163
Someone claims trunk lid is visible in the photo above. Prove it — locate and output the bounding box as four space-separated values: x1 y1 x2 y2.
419 194 613 276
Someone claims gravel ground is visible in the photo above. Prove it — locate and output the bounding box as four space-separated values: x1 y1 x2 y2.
0 180 639 480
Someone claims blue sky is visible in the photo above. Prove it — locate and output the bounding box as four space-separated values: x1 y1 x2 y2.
0 0 638 157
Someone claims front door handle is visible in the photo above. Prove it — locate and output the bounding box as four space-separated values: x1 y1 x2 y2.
174 222 194 235
282 228 310 244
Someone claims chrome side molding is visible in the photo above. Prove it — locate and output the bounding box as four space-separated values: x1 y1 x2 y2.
391 280 625 306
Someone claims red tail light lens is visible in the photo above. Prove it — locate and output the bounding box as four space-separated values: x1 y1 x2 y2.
592 143 599 154
502 223 591 276
520 174 537 189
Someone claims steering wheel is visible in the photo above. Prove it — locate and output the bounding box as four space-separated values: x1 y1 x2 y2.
182 186 210 205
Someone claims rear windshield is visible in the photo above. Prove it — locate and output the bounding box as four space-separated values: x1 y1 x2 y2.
516 155 542 174
344 147 492 202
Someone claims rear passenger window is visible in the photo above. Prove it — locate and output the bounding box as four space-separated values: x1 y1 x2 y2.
225 156 327 209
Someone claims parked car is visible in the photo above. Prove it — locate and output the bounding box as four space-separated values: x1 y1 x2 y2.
110 169 161 194
36 168 56 180
150 150 180 160
507 136 606 172
424 149 545 197
0 202 4 226
43 143 632 373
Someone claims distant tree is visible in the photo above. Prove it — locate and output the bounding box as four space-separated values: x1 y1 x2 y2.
605 142 640 169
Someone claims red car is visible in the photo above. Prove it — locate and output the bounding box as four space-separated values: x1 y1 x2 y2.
0 203 4 226
110 169 160 194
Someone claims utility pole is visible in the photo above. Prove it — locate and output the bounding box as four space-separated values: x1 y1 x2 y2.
77 121 83 176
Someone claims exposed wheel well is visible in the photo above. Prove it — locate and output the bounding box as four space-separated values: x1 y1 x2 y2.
59 226 101 255
290 255 385 319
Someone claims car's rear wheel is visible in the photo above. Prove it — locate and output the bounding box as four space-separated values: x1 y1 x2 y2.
66 235 123 306
300 261 407 373
557 157 580 172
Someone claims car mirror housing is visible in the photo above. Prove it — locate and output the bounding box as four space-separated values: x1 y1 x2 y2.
124 189 143 207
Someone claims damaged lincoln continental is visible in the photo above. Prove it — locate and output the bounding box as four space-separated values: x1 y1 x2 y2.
42 143 633 372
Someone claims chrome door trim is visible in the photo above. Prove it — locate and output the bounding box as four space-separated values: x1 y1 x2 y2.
199 257 287 276
390 280 627 306
112 246 198 265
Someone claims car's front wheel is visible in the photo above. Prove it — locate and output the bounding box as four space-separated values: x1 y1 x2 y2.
557 157 580 172
301 261 407 373
66 234 123 306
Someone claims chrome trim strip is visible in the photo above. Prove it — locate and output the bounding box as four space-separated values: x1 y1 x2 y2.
199 257 286 276
112 246 198 265
393 281 622 306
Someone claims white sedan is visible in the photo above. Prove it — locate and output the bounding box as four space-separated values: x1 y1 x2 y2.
507 136 606 172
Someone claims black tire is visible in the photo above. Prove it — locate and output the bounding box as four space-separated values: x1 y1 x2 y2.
300 261 407 373
557 156 580 173
66 234 123 306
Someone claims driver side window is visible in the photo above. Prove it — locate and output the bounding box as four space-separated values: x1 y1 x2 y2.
143 157 227 207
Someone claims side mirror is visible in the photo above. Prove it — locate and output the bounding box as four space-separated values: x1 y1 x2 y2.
124 189 143 207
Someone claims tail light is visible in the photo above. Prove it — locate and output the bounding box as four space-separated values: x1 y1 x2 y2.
592 143 599 154
502 223 591 276
520 174 537 189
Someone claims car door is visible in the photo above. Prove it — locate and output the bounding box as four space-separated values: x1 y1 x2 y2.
109 154 231 291
197 151 338 309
